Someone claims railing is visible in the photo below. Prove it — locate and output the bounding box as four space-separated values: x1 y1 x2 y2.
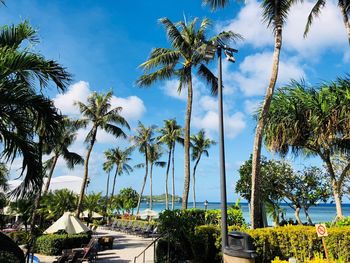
134 232 169 263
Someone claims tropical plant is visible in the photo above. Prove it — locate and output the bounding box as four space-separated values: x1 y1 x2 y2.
202 0 295 229
158 119 182 210
131 122 155 214
82 192 103 222
190 130 215 208
74 91 130 216
147 143 166 210
39 189 77 221
0 21 71 197
43 118 84 195
303 0 350 45
137 17 240 209
117 187 139 214
263 78 350 219
0 163 8 192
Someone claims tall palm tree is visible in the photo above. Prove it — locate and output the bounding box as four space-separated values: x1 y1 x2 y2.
203 0 294 228
42 118 84 195
158 119 182 209
303 0 350 45
103 147 133 201
147 143 166 210
190 130 216 208
0 21 71 197
75 91 130 217
263 78 350 219
131 122 156 214
137 17 239 209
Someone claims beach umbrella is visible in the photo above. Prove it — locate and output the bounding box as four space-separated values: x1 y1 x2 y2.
81 210 103 219
138 208 158 218
44 212 89 234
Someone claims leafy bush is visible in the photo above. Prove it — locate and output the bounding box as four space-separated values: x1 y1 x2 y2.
35 233 90 255
8 230 31 245
333 216 350 227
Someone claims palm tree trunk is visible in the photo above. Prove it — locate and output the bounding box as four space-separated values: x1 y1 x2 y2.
165 146 172 210
251 27 282 229
111 168 119 200
340 4 350 46
43 154 59 195
172 143 176 210
182 74 193 209
105 171 110 216
192 155 201 208
150 163 153 210
136 147 148 214
76 127 97 217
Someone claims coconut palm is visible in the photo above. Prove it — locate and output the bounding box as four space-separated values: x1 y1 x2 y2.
83 192 104 223
190 130 216 208
303 0 350 45
137 17 240 209
263 78 350 219
0 21 71 197
158 119 182 209
103 147 133 202
42 118 84 195
131 122 156 214
147 143 166 210
75 91 130 216
204 0 295 228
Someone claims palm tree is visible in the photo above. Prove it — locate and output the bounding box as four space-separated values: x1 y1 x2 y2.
83 192 104 224
0 21 71 197
158 119 182 209
148 143 166 210
303 0 350 45
103 147 133 202
131 122 156 214
190 130 215 208
75 91 130 217
263 78 350 219
137 17 239 209
203 0 295 228
42 118 84 195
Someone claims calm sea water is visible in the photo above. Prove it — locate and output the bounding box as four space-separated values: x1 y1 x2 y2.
139 202 350 225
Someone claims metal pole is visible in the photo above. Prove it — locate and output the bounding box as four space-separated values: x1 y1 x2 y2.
218 46 228 250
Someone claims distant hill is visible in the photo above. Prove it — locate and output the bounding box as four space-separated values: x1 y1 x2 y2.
141 194 182 203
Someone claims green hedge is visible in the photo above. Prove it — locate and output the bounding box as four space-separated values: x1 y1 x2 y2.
35 233 91 255
114 219 156 228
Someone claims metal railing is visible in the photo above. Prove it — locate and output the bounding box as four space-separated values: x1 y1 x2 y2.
133 232 169 263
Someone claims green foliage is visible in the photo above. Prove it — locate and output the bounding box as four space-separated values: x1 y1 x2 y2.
8 230 31 245
116 187 139 213
334 216 350 227
35 233 90 255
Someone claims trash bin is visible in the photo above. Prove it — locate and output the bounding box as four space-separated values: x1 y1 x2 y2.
223 231 258 263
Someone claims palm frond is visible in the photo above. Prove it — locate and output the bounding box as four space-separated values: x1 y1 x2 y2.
304 0 326 37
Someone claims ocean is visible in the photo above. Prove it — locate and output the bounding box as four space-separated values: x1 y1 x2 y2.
139 202 350 225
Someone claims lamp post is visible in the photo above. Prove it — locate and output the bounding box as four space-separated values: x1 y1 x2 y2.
205 41 237 251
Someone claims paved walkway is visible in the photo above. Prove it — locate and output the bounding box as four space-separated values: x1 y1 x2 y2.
36 229 154 263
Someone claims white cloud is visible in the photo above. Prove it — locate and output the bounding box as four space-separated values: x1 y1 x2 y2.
233 52 305 96
54 81 90 116
193 111 246 139
54 80 146 121
244 99 260 115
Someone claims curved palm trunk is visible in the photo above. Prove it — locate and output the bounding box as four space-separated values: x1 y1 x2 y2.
43 154 59 195
182 74 193 209
340 4 350 46
150 163 153 210
105 171 110 216
111 167 119 200
165 146 172 210
251 27 282 229
172 143 176 210
76 127 97 217
136 148 148 214
192 155 201 208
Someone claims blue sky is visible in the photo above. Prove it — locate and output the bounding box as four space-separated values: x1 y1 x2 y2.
3 0 350 202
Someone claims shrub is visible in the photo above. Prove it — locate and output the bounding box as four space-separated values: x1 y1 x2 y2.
35 233 90 255
8 230 31 245
333 216 350 227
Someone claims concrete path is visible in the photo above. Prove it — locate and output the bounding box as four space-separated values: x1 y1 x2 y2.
37 229 155 263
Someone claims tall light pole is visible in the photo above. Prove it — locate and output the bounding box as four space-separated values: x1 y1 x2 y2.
205 42 237 251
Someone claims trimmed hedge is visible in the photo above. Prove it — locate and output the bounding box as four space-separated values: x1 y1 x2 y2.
35 233 91 255
114 219 156 228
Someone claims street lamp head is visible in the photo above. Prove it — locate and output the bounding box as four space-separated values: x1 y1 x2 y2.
224 50 235 63
204 44 216 59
